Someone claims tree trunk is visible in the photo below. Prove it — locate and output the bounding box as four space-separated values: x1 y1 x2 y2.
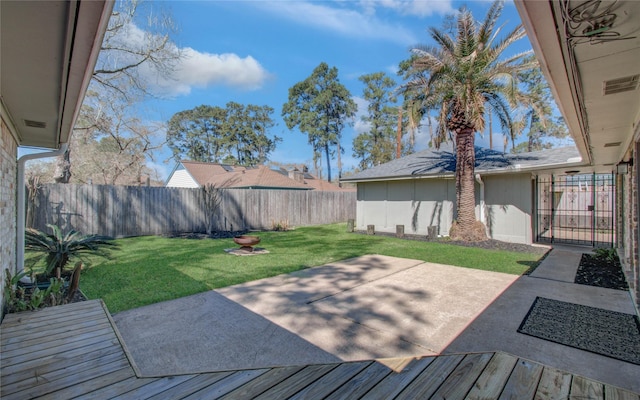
324 143 332 182
396 107 402 158
453 130 482 240
53 147 72 183
336 141 342 186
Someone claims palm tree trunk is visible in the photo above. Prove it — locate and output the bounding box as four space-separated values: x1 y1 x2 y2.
454 130 478 238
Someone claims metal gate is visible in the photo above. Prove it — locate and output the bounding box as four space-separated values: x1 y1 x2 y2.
535 173 615 246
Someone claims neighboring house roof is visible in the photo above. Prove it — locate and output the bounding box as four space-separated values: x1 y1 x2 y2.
167 161 350 191
342 145 582 182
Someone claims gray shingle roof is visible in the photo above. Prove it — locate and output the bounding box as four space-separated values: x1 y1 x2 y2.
342 145 582 182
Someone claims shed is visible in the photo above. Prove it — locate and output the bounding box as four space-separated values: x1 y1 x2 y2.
341 145 582 244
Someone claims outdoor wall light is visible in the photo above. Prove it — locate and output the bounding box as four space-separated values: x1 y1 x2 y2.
616 162 630 175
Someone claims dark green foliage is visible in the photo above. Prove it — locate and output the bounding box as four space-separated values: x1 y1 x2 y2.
353 72 404 169
282 62 357 181
3 269 66 314
593 247 618 263
167 103 280 165
513 55 569 153
24 224 118 279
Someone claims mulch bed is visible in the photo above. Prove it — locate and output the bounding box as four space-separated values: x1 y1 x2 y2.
575 253 629 290
164 230 249 240
354 230 549 255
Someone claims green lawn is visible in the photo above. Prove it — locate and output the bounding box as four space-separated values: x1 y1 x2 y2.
69 223 543 313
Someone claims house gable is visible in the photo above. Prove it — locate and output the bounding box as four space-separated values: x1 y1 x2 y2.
166 163 200 188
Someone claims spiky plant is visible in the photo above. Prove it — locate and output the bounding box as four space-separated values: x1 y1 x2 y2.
402 0 537 241
25 224 118 279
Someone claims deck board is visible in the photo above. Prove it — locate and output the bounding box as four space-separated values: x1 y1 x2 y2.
466 352 519 399
323 361 393 399
499 358 545 399
219 365 306 399
253 364 338 399
431 352 494 399
289 361 372 399
1 300 638 399
535 366 573 400
180 369 268 399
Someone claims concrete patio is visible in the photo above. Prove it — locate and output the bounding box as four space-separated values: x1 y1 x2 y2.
113 255 519 375
112 248 640 393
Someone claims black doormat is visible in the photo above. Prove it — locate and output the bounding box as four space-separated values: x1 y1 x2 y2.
518 297 640 365
575 253 629 290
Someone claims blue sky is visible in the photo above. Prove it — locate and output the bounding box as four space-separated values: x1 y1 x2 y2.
116 1 575 180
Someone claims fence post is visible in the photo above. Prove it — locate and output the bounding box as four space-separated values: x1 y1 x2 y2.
347 219 354 232
427 226 437 240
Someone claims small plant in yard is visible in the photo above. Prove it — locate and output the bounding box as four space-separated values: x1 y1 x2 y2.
3 268 66 314
593 247 618 263
270 219 290 231
25 224 118 280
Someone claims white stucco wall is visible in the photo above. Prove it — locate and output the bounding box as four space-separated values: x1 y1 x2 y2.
483 174 533 244
356 178 455 237
356 173 533 244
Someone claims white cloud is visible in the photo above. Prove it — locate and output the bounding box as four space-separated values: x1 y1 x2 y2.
363 0 456 17
154 48 271 97
105 22 270 98
254 2 417 45
352 96 370 136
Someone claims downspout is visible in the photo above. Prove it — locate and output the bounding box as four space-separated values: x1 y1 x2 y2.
16 144 68 274
475 173 485 225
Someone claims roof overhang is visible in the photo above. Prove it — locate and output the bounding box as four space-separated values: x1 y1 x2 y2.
1 0 113 149
515 0 640 171
341 160 587 183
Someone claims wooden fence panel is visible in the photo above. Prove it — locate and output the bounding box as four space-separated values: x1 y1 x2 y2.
29 184 356 237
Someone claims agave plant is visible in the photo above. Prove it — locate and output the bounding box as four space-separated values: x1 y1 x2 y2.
25 224 118 279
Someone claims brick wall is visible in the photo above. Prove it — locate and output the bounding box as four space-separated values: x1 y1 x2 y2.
1 115 17 318
633 142 640 309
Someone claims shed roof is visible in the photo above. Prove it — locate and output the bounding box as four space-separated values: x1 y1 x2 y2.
342 145 582 182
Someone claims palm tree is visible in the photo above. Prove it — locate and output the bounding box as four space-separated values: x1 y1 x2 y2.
25 224 117 279
402 0 536 241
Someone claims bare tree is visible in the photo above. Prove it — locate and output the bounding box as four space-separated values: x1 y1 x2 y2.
201 184 223 236
92 0 182 100
56 0 182 184
68 93 165 185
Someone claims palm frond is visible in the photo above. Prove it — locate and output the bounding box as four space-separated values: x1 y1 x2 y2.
456 7 477 58
428 27 456 57
24 224 118 276
478 0 504 45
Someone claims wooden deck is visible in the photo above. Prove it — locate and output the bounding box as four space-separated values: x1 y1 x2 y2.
1 300 638 399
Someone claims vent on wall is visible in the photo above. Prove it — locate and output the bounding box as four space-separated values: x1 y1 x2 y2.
23 119 47 128
603 75 639 95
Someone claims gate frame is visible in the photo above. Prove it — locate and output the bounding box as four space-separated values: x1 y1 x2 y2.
534 172 616 247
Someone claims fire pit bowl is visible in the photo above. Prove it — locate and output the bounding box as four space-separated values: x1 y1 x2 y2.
233 235 261 251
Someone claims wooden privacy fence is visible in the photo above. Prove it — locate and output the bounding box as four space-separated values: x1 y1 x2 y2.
29 184 356 237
